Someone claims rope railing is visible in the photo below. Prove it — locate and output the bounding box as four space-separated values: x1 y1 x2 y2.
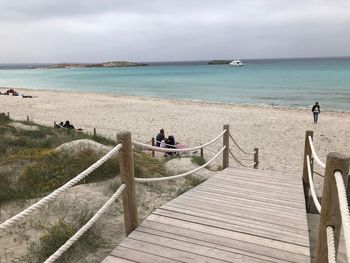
308 136 326 169
326 226 336 263
133 129 226 153
303 131 350 263
306 155 321 213
229 150 256 168
135 146 226 183
334 171 350 263
0 143 122 232
229 133 256 155
44 183 126 263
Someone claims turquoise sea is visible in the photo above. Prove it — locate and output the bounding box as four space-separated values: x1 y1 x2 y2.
1 57 350 111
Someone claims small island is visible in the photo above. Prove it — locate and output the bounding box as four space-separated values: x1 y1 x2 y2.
42 61 148 69
208 60 231 65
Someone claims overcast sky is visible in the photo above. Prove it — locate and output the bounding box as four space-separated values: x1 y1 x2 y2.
1 0 350 63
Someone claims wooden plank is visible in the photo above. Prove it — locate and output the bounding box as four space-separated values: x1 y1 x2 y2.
197 182 306 206
190 186 306 210
128 230 272 263
203 180 305 202
147 214 310 256
161 204 309 236
140 220 310 262
165 200 309 231
188 187 306 211
182 190 308 218
102 255 134 263
153 208 309 246
110 245 180 263
119 238 233 263
224 167 301 180
207 175 303 192
170 194 308 223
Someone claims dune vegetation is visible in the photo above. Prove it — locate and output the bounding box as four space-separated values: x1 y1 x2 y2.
0 113 207 262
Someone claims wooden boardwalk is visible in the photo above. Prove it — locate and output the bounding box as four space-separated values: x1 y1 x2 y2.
103 167 311 262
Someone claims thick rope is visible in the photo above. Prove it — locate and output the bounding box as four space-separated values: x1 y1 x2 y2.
326 226 337 263
229 150 256 168
334 171 350 262
308 136 326 169
133 130 226 153
44 183 126 263
229 133 256 155
306 155 321 213
135 146 225 183
0 144 122 232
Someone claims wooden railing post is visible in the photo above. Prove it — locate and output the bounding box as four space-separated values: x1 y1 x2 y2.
93 128 97 136
315 152 350 262
151 137 155 157
223 124 230 169
302 130 314 211
254 148 259 169
117 131 138 236
26 115 30 122
200 148 204 159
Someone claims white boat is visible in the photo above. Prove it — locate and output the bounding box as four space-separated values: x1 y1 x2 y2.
229 59 243 66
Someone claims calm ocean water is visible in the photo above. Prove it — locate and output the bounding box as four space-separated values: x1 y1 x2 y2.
1 57 350 111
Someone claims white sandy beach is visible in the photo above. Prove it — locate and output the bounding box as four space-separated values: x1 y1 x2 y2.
1 88 350 191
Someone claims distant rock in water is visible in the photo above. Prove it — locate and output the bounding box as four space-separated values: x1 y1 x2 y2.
208 60 231 65
42 61 148 69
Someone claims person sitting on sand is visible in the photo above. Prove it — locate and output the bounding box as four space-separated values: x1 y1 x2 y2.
165 135 176 156
63 120 75 129
311 102 320 124
156 129 166 147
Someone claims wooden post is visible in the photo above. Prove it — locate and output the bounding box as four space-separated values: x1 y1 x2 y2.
200 148 204 159
151 137 155 157
254 148 259 169
223 124 230 169
93 128 97 136
117 131 138 236
315 152 350 262
302 130 314 211
26 115 30 122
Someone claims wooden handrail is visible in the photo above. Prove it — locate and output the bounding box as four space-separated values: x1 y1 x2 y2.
254 148 259 169
223 124 230 169
117 131 139 236
302 130 314 211
315 152 350 262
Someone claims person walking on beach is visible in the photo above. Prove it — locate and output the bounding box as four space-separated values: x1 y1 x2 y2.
312 102 320 123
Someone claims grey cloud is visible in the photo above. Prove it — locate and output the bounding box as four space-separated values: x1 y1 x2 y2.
0 0 350 62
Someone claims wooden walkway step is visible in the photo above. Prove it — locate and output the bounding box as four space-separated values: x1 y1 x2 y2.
103 167 311 262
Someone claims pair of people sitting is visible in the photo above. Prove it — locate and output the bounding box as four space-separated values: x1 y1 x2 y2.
55 120 75 129
156 129 176 156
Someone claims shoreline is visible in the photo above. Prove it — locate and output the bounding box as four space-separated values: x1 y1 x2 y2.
2 86 350 114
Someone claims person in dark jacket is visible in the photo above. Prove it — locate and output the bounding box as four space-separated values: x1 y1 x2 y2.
311 102 320 124
156 129 166 146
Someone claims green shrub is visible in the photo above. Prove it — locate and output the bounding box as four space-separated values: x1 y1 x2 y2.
191 155 206 166
26 206 104 262
20 148 118 196
36 219 76 261
0 112 10 125
186 175 206 187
